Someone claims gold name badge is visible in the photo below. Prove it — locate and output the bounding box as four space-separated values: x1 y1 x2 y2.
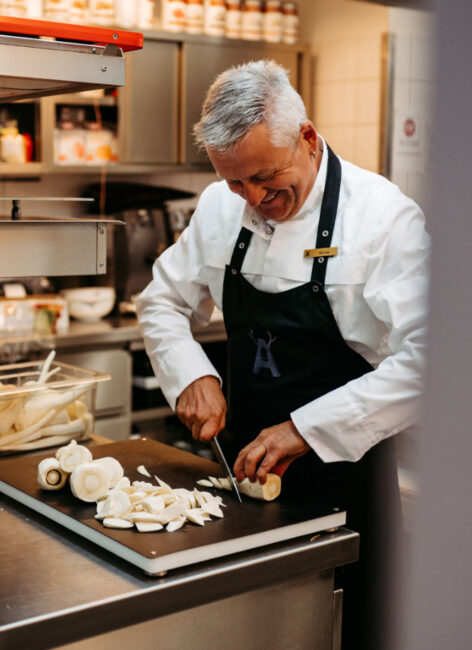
303 247 338 258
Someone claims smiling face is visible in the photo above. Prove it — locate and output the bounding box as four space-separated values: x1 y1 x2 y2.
207 121 319 223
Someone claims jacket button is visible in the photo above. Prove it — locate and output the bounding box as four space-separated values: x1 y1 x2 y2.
231 268 237 275
313 285 319 292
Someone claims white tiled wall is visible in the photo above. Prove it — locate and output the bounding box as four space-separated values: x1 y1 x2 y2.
298 0 388 172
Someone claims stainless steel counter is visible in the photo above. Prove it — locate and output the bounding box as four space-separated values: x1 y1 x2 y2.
0 488 358 650
0 316 226 362
0 315 226 359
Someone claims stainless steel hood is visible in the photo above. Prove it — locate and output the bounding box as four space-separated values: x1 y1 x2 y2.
0 16 143 101
0 18 142 279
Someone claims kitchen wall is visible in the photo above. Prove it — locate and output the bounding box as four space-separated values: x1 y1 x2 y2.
388 7 435 215
298 0 388 172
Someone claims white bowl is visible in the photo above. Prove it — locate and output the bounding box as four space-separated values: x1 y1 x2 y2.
60 287 116 322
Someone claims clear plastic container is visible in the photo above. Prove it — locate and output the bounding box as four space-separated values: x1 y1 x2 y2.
0 359 110 452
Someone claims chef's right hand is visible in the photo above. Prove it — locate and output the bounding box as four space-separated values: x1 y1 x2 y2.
176 375 227 442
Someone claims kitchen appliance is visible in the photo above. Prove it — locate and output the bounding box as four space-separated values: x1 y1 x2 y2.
82 182 196 305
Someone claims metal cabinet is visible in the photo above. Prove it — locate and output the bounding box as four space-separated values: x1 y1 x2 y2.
182 40 302 165
119 38 180 164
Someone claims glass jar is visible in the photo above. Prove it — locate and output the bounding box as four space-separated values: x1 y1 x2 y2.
115 0 137 27
44 0 69 21
203 0 226 37
89 0 116 26
69 0 87 23
282 1 298 45
85 122 115 165
185 0 204 34
263 0 283 43
225 0 241 39
241 0 263 41
161 0 187 32
0 0 27 16
137 0 155 29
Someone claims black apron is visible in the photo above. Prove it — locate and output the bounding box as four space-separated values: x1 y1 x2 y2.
221 146 403 650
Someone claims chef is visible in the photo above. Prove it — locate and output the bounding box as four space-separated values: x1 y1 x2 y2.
137 60 430 649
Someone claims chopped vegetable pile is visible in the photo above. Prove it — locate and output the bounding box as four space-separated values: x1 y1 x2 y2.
37 439 226 533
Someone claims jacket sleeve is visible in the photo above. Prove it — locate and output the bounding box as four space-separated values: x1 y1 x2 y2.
291 193 431 463
135 187 222 410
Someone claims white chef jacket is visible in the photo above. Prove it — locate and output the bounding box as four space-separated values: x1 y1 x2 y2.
136 139 430 463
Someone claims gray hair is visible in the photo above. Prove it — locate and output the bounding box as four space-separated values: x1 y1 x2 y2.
193 59 307 152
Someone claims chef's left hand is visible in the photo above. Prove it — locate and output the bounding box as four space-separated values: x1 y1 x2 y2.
233 420 310 485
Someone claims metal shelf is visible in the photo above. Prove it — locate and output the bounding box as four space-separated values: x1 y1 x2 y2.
0 216 123 278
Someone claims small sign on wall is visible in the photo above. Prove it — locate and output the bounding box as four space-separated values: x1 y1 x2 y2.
394 110 424 171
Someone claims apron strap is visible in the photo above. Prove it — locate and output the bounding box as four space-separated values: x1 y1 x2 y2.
310 145 342 285
229 226 253 272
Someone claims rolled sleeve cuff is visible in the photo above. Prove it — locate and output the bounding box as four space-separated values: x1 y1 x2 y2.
150 341 222 410
291 391 380 463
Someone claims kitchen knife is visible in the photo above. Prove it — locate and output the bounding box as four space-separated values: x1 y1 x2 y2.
210 437 242 503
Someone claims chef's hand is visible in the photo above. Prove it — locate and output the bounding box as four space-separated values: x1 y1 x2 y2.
176 376 227 442
233 420 310 485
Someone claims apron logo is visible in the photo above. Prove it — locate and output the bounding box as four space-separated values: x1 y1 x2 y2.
249 329 281 378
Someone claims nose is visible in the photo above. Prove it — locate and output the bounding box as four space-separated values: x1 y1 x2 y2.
242 182 265 207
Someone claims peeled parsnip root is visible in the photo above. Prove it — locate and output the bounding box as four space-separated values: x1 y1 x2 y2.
56 439 93 473
70 462 110 502
37 457 68 490
198 473 282 501
92 457 124 488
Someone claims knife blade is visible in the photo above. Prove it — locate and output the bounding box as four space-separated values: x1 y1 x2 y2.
210 437 242 503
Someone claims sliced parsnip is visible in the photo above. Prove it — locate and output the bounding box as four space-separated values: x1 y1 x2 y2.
137 465 151 477
37 457 68 490
56 439 93 472
201 473 282 501
93 457 124 488
196 479 214 488
70 462 110 502
103 517 134 529
135 522 164 533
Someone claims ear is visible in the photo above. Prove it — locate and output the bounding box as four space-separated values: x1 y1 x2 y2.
299 121 317 153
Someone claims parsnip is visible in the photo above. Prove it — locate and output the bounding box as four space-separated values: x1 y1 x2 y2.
70 462 110 502
0 409 56 448
56 439 92 472
198 473 281 501
37 457 68 490
93 457 124 488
